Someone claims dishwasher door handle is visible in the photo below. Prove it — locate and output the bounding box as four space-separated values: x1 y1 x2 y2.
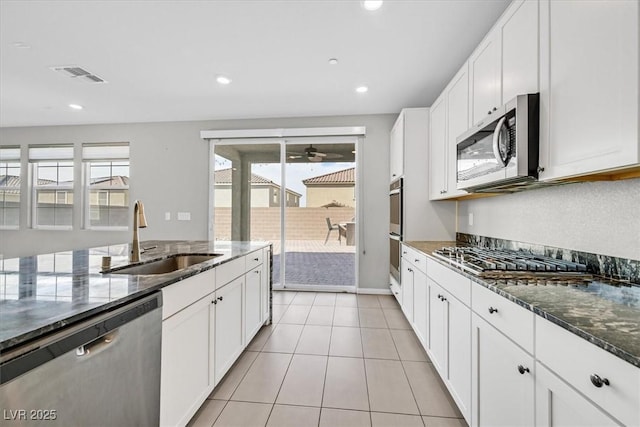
76 331 119 357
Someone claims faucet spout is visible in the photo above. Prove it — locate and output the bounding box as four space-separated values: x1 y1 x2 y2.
131 200 148 262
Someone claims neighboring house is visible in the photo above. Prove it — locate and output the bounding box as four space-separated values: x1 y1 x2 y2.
214 168 301 208
302 167 355 208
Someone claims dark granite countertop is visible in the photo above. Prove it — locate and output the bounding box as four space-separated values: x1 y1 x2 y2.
404 241 640 369
0 240 270 353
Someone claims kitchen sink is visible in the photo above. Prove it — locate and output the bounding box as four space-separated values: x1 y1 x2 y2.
105 254 222 275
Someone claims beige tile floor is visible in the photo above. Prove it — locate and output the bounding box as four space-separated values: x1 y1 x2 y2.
187 291 467 427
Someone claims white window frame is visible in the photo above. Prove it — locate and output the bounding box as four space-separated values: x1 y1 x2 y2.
29 145 75 230
0 146 21 230
82 142 130 231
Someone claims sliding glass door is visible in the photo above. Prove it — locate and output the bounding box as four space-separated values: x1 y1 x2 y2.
211 137 357 290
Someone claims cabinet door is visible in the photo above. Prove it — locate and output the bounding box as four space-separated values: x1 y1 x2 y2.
535 362 619 427
501 0 539 103
400 258 415 323
472 313 534 427
447 293 471 422
539 0 639 180
412 268 428 346
429 95 448 199
469 32 501 126
161 295 212 427
215 276 244 384
244 266 262 344
428 279 447 376
261 247 271 323
445 64 470 198
390 113 404 181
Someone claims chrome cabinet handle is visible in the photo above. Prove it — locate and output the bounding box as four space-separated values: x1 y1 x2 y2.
414 259 419 262
492 107 497 111
488 307 498 314
590 374 610 388
218 296 223 301
487 110 492 115
254 257 259 261
518 365 530 375
254 270 260 274
212 300 217 305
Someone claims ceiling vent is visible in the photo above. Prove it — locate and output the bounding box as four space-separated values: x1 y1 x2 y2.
50 66 108 84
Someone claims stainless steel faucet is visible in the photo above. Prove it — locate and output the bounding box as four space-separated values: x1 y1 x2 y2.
131 200 148 262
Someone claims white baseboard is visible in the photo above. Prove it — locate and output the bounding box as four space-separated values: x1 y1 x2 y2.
356 287 393 295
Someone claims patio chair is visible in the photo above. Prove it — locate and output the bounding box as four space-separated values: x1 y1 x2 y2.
325 217 341 245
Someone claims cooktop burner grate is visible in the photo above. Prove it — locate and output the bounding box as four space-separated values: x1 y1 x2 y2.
432 247 589 278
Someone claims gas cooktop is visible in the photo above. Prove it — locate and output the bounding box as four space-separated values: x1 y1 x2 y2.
432 247 590 279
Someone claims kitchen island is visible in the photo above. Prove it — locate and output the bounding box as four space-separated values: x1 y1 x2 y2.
0 240 272 427
0 240 271 352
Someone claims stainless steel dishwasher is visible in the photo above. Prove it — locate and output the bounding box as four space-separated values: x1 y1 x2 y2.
0 292 162 426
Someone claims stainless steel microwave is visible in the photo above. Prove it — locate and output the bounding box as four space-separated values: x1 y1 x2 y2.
456 93 540 193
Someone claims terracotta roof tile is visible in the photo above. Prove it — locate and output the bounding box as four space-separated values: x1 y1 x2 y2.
303 167 355 185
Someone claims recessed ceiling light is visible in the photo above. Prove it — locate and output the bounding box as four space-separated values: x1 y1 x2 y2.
355 86 369 93
362 1 383 11
68 104 83 110
216 75 232 85
328 58 338 65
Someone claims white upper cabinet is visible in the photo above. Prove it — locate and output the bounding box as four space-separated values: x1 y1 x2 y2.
445 66 470 198
538 0 639 180
469 32 501 127
390 113 405 181
429 94 447 200
429 64 470 200
470 0 539 127
501 0 539 102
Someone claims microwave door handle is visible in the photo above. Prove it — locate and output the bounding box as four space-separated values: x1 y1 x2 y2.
492 116 508 167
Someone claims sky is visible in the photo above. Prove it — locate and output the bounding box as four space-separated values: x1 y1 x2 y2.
215 155 354 207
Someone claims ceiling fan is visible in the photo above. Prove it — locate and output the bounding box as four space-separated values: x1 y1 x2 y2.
287 144 344 162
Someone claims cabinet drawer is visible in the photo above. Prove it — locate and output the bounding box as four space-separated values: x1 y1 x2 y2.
402 245 427 273
215 256 246 290
162 268 215 320
245 249 263 271
536 318 640 427
471 283 534 354
426 258 471 306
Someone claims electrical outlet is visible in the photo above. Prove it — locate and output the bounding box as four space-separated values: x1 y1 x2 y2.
165 212 171 221
177 212 191 221
468 213 474 226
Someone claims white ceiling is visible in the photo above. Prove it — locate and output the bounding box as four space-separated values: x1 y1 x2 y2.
0 0 510 128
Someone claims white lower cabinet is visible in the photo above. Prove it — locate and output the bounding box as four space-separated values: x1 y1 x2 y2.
161 294 213 427
472 313 534 427
160 247 271 427
428 278 471 421
401 258 415 323
412 267 428 346
244 266 262 345
535 362 619 427
214 276 244 384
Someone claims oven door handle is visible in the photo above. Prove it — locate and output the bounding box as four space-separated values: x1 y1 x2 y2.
389 233 401 241
389 189 401 195
492 116 508 167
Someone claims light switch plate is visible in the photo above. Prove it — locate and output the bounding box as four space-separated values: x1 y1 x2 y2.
165 212 171 221
468 213 474 226
177 212 191 221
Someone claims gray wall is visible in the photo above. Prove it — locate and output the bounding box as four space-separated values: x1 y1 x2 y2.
458 178 640 260
0 113 396 290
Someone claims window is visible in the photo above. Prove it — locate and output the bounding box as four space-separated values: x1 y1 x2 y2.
83 143 130 229
0 146 21 229
29 145 74 229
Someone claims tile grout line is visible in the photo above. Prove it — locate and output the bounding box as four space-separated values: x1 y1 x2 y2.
355 297 374 426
